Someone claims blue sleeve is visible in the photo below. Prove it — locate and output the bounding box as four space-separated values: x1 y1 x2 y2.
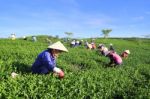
42 52 55 71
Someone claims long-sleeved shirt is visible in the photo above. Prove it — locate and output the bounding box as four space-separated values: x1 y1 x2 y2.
31 50 56 74
109 53 122 65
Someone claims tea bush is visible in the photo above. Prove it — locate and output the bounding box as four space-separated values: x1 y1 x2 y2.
0 37 149 98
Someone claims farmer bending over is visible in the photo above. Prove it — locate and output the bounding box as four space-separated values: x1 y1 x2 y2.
106 51 122 66
31 41 68 78
98 44 109 56
109 43 115 53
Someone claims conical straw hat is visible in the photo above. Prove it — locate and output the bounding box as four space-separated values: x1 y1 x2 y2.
48 41 68 52
124 50 130 54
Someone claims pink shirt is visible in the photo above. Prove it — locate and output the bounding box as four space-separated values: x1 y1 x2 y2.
111 53 122 64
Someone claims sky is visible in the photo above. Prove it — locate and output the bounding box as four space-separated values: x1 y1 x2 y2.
0 0 150 38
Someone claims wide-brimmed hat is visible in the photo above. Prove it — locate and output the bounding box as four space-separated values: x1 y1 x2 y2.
48 41 68 52
110 43 113 46
88 44 92 49
124 50 130 54
103 47 108 51
98 44 104 49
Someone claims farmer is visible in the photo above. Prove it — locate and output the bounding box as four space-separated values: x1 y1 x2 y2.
23 36 27 40
46 38 52 45
121 50 130 58
79 40 83 45
109 43 115 53
75 40 80 46
91 42 96 49
11 33 16 40
98 44 108 56
87 44 92 49
84 41 90 49
31 41 68 78
106 51 122 66
70 40 76 47
32 36 37 42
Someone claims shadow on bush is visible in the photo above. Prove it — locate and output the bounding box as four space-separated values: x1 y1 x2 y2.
12 62 31 74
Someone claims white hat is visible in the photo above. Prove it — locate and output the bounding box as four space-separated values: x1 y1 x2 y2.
48 41 68 52
103 47 108 52
124 50 130 54
98 44 104 48
88 44 92 49
110 43 113 46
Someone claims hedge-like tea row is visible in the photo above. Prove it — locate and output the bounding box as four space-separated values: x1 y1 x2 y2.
0 38 150 98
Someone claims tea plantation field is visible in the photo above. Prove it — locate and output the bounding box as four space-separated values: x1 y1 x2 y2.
0 37 150 99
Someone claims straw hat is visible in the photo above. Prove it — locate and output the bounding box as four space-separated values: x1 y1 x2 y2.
99 44 104 47
88 44 92 49
48 41 68 52
103 47 108 52
110 43 113 46
124 50 130 54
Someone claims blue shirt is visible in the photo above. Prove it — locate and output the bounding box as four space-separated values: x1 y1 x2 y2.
31 50 56 74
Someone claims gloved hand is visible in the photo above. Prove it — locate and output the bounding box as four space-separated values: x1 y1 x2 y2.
53 67 64 79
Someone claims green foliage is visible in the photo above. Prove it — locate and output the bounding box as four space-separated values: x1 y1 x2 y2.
102 29 112 38
65 32 73 39
0 37 150 98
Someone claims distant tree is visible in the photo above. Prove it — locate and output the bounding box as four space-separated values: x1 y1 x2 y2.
64 32 73 41
65 32 73 38
102 29 112 38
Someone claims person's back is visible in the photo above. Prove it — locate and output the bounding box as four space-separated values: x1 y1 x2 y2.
98 45 109 56
11 34 16 40
31 41 68 79
70 40 75 47
32 50 55 74
101 47 109 56
79 40 83 45
32 36 37 42
75 40 80 46
109 52 122 65
109 44 115 51
23 36 27 40
91 42 96 49
85 41 89 48
88 44 92 49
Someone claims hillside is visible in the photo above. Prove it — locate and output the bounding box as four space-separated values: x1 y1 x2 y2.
0 36 150 98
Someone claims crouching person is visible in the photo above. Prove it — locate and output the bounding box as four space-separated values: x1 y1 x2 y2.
106 51 122 67
98 44 109 56
31 41 68 79
121 50 130 59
